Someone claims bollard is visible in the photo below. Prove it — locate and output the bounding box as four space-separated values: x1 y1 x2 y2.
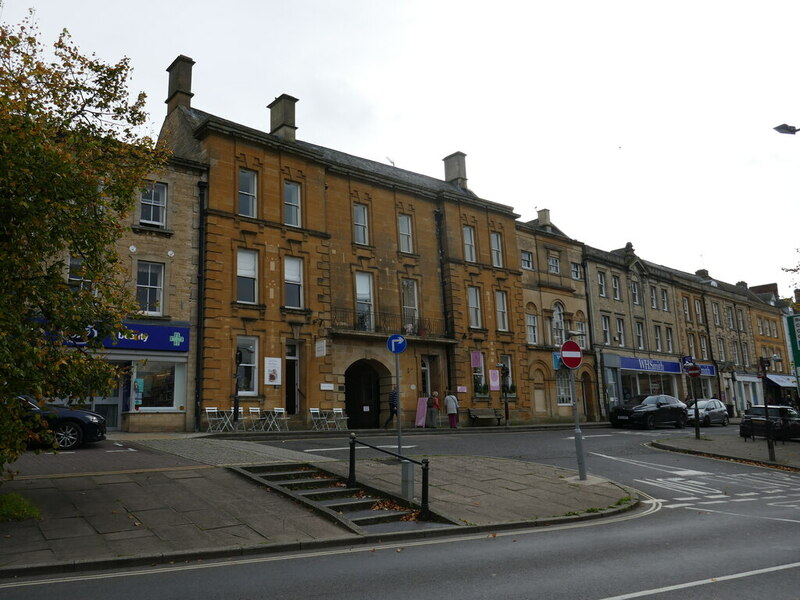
401 460 414 500
348 433 356 487
420 459 430 520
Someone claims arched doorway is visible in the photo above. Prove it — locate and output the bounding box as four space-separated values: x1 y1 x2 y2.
345 360 383 429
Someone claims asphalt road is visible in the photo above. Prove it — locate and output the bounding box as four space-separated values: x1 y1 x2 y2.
4 426 800 599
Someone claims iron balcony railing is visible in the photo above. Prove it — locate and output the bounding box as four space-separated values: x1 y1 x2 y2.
331 307 450 338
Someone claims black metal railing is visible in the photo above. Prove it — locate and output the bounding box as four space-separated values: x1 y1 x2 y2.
347 433 430 520
331 307 449 338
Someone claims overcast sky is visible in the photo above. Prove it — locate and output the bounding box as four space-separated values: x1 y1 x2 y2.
4 0 800 297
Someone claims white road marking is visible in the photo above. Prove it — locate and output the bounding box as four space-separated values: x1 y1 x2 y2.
597 561 800 599
590 452 710 476
564 434 614 439
303 445 416 453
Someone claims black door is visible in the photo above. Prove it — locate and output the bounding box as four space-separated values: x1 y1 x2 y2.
344 361 380 429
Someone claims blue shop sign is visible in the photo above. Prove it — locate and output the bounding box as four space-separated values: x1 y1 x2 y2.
620 357 682 374
104 323 190 352
699 364 716 377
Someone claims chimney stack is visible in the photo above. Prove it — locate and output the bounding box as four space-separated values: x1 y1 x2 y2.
443 152 468 189
166 55 195 113
537 208 551 226
268 94 299 142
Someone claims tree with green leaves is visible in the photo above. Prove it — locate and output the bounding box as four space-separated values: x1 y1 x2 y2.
0 16 166 478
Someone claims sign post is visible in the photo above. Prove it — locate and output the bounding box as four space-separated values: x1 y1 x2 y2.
560 340 586 481
684 360 701 439
387 334 412 498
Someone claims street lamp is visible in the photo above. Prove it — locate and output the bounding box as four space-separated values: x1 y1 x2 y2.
774 123 800 135
759 354 783 462
497 363 510 427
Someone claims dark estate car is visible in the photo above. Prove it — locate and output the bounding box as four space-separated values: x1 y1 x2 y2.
21 396 107 450
739 405 800 441
686 398 729 427
610 394 688 429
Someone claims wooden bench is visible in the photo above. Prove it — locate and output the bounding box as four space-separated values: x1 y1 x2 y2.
468 408 503 426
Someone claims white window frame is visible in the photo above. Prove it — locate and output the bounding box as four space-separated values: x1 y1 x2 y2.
140 181 167 228
737 309 745 331
499 353 513 391
742 342 750 367
712 302 721 326
757 318 763 335
616 318 625 347
490 232 504 268
612 275 621 300
732 340 741 365
687 334 696 358
631 281 640 305
661 289 669 311
236 336 258 396
575 321 587 348
401 278 419 333
355 271 374 331
556 370 572 405
398 214 413 254
238 169 257 218
521 251 533 270
654 326 662 352
353 203 369 245
284 256 303 308
495 290 509 331
284 180 301 227
683 297 691 322
666 327 674 352
571 263 582 280
553 303 565 345
602 316 611 345
548 256 560 275
717 338 726 361
598 272 607 297
136 261 164 316
468 286 482 329
526 314 538 345
635 322 644 349
237 249 258 304
700 335 708 360
463 226 476 262
650 286 658 309
695 299 703 324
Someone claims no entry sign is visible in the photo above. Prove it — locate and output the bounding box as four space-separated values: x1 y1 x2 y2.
560 340 583 369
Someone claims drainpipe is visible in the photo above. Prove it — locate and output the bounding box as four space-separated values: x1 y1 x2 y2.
194 180 208 432
433 207 454 389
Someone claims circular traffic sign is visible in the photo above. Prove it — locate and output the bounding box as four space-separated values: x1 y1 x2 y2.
560 340 583 369
387 334 407 354
686 364 701 378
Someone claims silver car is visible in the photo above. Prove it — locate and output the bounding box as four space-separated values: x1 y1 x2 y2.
686 398 729 427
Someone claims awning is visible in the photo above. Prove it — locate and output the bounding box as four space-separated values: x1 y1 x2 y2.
734 373 761 383
766 374 798 388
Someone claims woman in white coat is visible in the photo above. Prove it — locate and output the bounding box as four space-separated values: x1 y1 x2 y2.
444 390 459 428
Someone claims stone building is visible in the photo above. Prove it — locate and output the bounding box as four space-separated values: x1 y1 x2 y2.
157 55 524 428
516 210 598 421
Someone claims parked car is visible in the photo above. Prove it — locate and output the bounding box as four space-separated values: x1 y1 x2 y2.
610 394 688 429
739 405 800 441
21 396 107 450
686 398 729 427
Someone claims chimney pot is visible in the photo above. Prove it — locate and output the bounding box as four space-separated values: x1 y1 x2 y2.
166 55 195 113
443 152 468 189
268 94 299 142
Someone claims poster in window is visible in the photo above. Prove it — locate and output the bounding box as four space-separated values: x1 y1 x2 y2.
264 357 282 385
489 369 501 392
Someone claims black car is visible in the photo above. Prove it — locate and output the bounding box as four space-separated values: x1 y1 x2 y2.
21 396 107 450
686 398 729 427
610 394 688 429
739 405 800 441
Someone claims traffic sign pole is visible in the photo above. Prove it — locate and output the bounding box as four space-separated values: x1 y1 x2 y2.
387 335 409 494
560 340 586 481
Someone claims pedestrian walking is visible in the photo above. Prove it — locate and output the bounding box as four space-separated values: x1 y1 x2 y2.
383 386 398 428
444 390 459 428
426 391 440 428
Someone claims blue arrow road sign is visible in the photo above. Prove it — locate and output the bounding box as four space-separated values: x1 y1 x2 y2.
387 334 407 354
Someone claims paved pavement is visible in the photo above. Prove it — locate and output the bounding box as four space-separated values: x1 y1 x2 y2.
1 425 797 578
